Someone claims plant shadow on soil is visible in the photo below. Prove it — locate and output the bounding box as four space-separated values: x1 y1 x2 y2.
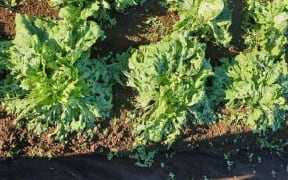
93 1 178 57
0 127 288 180
0 22 3 38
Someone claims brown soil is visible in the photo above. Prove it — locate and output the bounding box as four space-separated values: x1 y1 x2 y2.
94 0 179 55
1 0 288 179
0 0 58 39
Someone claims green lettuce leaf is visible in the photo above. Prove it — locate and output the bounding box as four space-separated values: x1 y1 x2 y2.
244 0 288 57
167 0 232 47
126 31 215 147
2 13 111 141
211 50 288 133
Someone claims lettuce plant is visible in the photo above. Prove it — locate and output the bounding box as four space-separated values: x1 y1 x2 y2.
211 50 288 133
114 0 137 12
126 32 215 146
0 12 113 141
48 0 137 27
209 0 288 135
55 0 117 27
0 0 140 142
48 0 136 9
243 0 288 58
167 0 232 47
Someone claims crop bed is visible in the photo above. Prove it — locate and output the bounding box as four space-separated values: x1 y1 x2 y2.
0 0 288 179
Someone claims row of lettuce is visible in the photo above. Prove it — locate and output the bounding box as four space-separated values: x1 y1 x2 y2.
128 0 288 147
0 0 287 148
